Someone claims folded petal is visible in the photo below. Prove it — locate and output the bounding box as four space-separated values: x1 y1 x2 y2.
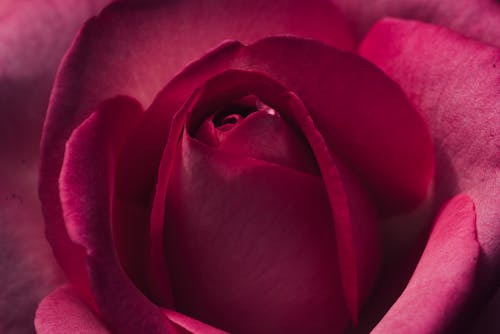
372 195 479 334
360 18 500 283
58 96 177 333
35 285 111 334
331 0 500 47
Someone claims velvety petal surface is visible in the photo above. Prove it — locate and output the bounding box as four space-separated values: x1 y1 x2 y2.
330 0 500 46
39 0 354 304
0 1 112 333
35 285 111 334
58 96 177 333
360 18 500 284
372 195 479 334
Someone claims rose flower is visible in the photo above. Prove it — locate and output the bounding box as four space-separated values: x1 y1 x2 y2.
5 0 497 333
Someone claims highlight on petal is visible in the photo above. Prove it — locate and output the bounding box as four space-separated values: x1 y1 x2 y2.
58 96 176 333
360 17 500 282
330 0 500 47
35 285 111 334
372 195 479 334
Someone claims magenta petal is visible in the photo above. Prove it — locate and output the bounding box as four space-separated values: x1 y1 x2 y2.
360 18 500 281
58 96 176 333
331 0 500 46
372 195 479 334
35 285 111 334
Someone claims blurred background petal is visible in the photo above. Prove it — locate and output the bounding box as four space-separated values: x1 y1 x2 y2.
0 1 113 333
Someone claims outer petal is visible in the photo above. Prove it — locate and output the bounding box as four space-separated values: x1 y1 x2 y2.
35 285 111 334
372 195 479 334
39 0 354 305
35 286 226 334
330 0 500 47
0 1 112 333
58 96 176 333
360 18 500 284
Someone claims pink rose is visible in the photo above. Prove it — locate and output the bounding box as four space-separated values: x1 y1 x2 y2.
1 0 498 333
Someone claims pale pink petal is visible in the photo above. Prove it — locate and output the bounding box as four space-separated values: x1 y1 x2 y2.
35 285 111 334
360 17 500 285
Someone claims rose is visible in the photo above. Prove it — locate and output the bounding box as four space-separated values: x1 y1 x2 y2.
33 0 500 333
0 0 494 333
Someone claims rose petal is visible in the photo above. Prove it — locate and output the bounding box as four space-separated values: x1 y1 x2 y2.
35 285 111 334
360 17 500 284
0 1 111 332
330 0 500 46
58 96 177 333
149 69 379 325
40 0 354 303
165 134 349 333
371 195 479 333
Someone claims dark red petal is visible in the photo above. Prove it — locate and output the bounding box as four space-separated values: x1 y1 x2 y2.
35 285 111 334
331 0 500 46
58 96 176 333
371 195 479 334
164 134 349 334
232 36 434 214
360 17 500 283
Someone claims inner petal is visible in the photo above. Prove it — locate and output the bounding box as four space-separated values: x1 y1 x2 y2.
164 135 349 334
